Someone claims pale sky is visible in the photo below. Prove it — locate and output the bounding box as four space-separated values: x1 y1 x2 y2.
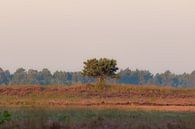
0 0 195 74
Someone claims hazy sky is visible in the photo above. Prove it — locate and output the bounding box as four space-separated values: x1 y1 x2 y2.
0 0 195 73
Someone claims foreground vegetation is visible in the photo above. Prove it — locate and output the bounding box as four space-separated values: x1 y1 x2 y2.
0 107 195 129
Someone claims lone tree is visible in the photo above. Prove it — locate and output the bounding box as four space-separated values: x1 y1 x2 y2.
82 58 119 87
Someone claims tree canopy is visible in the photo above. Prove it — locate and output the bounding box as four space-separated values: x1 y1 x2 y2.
82 58 119 87
0 63 194 88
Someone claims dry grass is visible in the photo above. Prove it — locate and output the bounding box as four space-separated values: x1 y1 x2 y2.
0 85 195 129
0 84 195 111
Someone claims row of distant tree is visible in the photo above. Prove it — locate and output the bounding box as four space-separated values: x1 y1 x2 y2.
0 68 93 85
0 67 195 87
118 68 195 87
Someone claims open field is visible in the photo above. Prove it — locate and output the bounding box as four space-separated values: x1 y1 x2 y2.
0 85 195 129
0 84 195 111
0 107 195 129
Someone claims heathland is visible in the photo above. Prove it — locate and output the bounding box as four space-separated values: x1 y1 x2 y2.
0 84 195 129
0 84 195 110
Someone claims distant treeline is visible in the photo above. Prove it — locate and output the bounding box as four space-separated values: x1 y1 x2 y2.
0 67 195 87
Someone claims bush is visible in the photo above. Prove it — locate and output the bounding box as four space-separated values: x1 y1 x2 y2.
0 111 11 125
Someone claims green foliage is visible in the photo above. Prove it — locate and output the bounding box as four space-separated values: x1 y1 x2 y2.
53 71 67 85
82 58 119 87
118 68 153 85
0 108 195 129
0 111 11 125
0 68 8 85
27 69 39 84
37 68 53 85
11 68 27 84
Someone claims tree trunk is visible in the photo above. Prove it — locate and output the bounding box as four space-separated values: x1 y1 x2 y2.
96 76 105 88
